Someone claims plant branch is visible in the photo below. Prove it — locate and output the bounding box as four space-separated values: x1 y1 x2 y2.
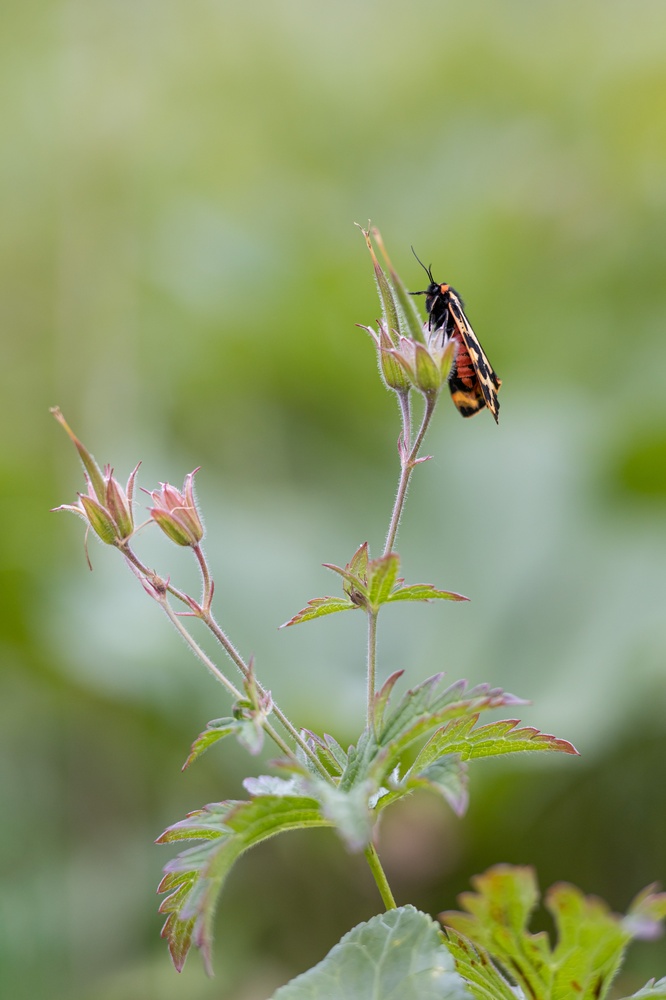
383 394 437 556
203 611 332 781
158 597 295 759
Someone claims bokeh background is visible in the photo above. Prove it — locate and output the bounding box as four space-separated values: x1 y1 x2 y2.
3 1 666 997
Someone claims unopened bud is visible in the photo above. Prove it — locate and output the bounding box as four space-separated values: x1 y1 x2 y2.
147 470 204 547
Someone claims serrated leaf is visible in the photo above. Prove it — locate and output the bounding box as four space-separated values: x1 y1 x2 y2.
366 553 400 609
182 720 239 769
272 905 470 999
346 541 369 581
374 669 405 735
387 584 469 603
280 595 357 628
410 716 578 775
443 928 524 1000
441 865 666 1000
341 677 528 804
301 730 346 776
157 796 330 973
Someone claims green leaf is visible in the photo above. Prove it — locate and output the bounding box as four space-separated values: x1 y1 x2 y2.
157 796 330 973
619 979 666 999
402 754 469 817
182 719 239 769
373 669 405 735
341 676 523 791
441 865 666 1000
346 541 369 582
280 595 357 628
409 715 578 774
366 553 401 609
336 677 532 839
387 584 469 603
316 780 374 852
271 905 470 999
300 730 347 776
443 928 523 1000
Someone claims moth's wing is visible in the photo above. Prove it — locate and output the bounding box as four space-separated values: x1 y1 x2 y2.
448 293 501 423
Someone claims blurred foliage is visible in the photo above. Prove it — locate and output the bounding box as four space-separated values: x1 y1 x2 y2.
2 0 666 997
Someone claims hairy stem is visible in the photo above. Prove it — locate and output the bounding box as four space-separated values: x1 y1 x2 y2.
203 611 331 781
159 599 294 759
192 543 212 610
121 544 193 609
384 394 437 555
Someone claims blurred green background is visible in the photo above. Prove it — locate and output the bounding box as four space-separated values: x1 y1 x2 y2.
3 1 666 996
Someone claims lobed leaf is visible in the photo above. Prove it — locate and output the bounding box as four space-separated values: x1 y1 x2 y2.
441 865 666 1000
366 553 401 609
280 595 357 628
387 583 469 603
157 796 330 973
410 715 578 775
272 905 470 999
443 927 523 1000
182 719 240 769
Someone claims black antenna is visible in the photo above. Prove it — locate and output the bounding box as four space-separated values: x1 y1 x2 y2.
410 245 435 296
410 245 434 284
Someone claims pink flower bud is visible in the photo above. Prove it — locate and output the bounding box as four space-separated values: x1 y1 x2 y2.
147 470 204 547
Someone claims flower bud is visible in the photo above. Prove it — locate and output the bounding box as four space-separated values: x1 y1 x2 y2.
51 408 139 546
78 493 119 545
147 471 204 547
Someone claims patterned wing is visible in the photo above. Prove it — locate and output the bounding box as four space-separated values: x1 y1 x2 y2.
447 292 501 423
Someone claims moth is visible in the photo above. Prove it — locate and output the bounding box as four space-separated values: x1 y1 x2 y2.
411 251 501 423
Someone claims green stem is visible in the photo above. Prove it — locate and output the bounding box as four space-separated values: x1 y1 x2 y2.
203 610 331 782
121 544 193 609
192 543 212 611
383 394 437 556
364 843 397 910
159 599 294 760
366 611 378 729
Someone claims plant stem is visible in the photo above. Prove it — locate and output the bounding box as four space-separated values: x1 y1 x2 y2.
122 542 330 779
364 843 397 910
121 544 193 609
192 543 212 610
383 394 437 556
366 611 378 729
159 598 294 759
203 611 331 782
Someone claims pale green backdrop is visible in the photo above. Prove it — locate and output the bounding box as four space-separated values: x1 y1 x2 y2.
2 2 666 997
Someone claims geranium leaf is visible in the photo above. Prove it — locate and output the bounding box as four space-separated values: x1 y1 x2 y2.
409 716 578 776
441 865 666 1000
366 553 400 609
387 584 469 603
271 906 470 999
280 595 357 628
157 796 330 973
443 927 524 1000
